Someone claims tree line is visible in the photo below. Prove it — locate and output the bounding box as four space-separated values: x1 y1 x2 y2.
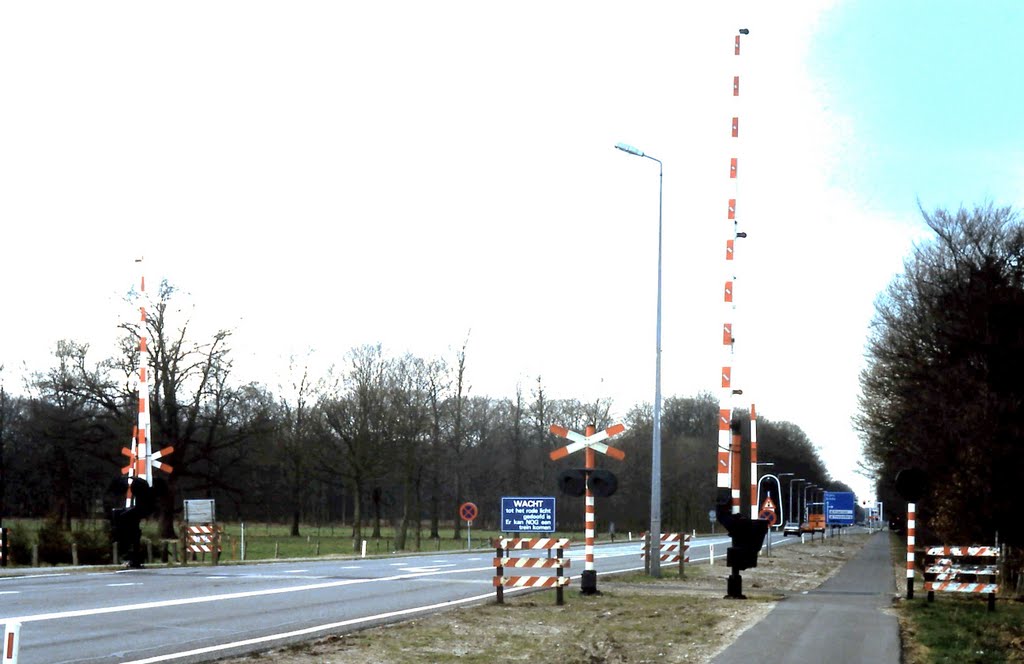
858 203 1024 590
0 282 840 550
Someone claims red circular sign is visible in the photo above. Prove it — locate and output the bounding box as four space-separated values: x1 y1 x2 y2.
459 502 478 523
759 509 778 527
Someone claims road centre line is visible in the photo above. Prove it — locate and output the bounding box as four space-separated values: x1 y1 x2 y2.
120 588 511 664
0 564 494 625
119 567 648 664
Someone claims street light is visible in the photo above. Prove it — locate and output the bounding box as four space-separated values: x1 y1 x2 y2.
777 473 793 524
615 141 664 577
788 477 805 526
803 484 818 522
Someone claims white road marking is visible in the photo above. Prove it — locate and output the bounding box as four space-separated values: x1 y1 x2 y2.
119 586 537 664
108 582 142 587
0 591 19 595
0 564 494 624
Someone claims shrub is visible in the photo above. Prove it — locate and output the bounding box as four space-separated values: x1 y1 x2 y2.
36 519 73 565
4 525 32 566
73 525 113 565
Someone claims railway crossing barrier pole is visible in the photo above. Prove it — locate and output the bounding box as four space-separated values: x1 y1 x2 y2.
906 502 916 600
2 622 20 664
556 546 565 606
548 422 626 595
494 541 505 604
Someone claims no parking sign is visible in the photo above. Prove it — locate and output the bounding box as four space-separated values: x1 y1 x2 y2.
459 502 478 525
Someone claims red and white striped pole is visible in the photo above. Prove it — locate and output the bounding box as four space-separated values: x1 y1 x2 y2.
584 425 597 582
906 502 916 599
122 259 173 507
718 29 748 515
749 404 758 519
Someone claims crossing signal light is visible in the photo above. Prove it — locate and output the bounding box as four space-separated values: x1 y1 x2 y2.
557 469 618 498
589 469 618 498
557 469 587 497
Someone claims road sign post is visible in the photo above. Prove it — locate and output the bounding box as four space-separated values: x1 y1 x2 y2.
459 502 478 549
549 422 626 596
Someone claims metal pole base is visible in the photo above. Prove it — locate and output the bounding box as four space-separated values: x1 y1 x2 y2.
580 570 600 596
725 571 746 599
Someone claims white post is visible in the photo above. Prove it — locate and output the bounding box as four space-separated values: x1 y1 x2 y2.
3 622 20 664
240 522 246 561
709 543 715 565
360 539 367 558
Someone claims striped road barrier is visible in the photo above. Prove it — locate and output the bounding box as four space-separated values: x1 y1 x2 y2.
184 524 223 565
492 537 570 605
924 545 1000 611
641 532 691 577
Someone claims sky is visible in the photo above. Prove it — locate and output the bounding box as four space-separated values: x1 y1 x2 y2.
2 2 1023 503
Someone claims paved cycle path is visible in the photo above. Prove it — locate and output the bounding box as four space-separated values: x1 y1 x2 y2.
713 531 900 664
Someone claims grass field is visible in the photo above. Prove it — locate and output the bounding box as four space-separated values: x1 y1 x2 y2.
891 533 1024 663
0 517 645 566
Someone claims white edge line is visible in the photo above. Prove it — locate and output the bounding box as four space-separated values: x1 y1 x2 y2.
0 565 493 624
120 588 505 663
121 565 645 664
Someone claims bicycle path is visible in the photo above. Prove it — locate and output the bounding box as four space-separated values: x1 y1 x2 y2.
712 530 900 664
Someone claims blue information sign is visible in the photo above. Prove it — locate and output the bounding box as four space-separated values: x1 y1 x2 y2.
501 496 556 533
824 491 855 525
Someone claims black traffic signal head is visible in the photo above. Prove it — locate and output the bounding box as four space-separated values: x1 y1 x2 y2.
557 469 619 497
895 468 928 502
558 469 587 497
589 469 618 498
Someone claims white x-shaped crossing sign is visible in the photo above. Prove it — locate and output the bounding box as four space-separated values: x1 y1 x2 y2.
549 423 626 461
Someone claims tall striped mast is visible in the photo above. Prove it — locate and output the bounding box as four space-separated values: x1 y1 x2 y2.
749 404 758 518
122 259 173 507
717 29 750 516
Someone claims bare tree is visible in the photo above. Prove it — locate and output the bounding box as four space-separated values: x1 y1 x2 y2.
321 345 390 547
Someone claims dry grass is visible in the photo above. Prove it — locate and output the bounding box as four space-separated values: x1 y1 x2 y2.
219 533 872 664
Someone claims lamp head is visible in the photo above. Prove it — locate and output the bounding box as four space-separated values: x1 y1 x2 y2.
615 142 645 158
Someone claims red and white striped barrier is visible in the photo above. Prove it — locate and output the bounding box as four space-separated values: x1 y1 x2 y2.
492 537 570 550
2 622 19 664
640 532 691 575
185 524 223 560
923 544 1000 610
492 537 570 605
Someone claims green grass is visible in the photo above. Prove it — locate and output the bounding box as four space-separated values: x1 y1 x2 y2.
2 518 649 566
901 594 1024 663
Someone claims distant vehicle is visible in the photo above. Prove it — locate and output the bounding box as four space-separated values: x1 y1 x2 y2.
782 522 801 537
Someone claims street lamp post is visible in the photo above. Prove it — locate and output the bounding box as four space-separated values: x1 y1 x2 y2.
615 142 664 577
788 478 805 526
803 484 818 522
777 473 793 524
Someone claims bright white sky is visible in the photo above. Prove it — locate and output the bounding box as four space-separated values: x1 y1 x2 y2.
3 2 1023 502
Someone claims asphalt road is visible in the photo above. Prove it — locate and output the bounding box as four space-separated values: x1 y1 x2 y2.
712 530 899 664
0 530 799 663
